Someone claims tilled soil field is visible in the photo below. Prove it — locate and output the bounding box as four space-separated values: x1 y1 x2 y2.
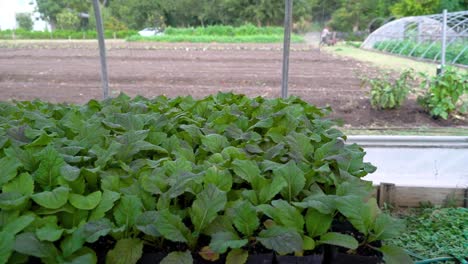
0 40 465 127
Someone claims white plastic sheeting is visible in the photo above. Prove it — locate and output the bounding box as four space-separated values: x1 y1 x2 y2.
347 136 468 188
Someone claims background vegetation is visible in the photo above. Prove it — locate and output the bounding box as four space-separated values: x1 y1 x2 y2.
29 0 468 33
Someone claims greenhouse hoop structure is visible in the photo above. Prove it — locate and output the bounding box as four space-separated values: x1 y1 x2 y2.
362 10 468 66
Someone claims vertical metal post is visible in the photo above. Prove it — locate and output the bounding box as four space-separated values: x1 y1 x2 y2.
281 0 293 99
440 9 447 74
92 0 110 99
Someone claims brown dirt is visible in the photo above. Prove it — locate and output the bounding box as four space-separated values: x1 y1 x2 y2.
0 41 465 127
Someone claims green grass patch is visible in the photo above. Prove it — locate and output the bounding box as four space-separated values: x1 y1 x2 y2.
390 207 468 262
127 34 303 43
325 44 446 76
128 24 304 43
0 29 137 40
164 24 285 36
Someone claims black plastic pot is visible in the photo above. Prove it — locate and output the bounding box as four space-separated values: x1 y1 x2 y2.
139 252 167 264
275 254 324 264
246 253 274 264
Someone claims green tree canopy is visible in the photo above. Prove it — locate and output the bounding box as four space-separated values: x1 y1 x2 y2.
16 13 33 31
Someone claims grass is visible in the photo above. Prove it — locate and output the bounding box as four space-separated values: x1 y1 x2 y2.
127 24 304 43
389 207 467 263
323 43 446 76
127 34 304 43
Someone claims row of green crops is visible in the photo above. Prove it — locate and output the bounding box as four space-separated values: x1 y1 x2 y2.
127 24 304 43
127 34 304 43
0 93 410 263
0 29 137 40
163 25 285 36
373 40 468 65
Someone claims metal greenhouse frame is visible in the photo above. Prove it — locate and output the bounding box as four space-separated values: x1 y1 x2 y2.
362 10 468 66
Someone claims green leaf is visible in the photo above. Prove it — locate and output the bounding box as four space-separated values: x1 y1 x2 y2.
318 232 358 250
14 232 58 259
61 229 86 257
64 251 97 264
258 200 304 233
378 245 413 264
69 191 102 210
3 214 35 235
209 232 248 254
60 164 81 182
203 166 232 192
226 249 248 264
231 200 259 237
0 231 14 264
257 226 303 255
31 186 70 209
89 190 120 221
305 208 333 238
82 219 113 243
336 196 379 235
154 210 191 243
2 173 34 196
190 184 227 233
36 221 64 242
258 176 287 204
0 156 21 186
201 134 229 153
160 251 193 264
231 159 261 184
0 192 28 210
106 238 143 264
113 195 143 229
92 141 122 168
140 170 167 195
303 236 315 250
293 194 336 214
274 161 305 202
135 211 160 237
33 145 65 188
369 213 405 242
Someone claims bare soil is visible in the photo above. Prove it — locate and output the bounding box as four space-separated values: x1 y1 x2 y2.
0 41 465 127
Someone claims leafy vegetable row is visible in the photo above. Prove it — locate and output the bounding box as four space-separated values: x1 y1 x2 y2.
0 93 410 263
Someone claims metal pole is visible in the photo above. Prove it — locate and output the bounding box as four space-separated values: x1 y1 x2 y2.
92 0 110 99
281 0 293 99
441 9 447 73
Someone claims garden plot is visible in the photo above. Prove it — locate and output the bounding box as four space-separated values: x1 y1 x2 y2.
0 41 466 128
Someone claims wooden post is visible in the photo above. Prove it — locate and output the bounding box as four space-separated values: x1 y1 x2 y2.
378 183 396 207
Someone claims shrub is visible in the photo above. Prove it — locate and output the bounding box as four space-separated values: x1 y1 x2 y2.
361 69 415 109
0 93 409 263
417 67 468 119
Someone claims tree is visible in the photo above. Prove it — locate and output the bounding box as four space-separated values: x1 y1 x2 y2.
109 0 165 29
56 10 80 30
36 0 89 29
329 0 378 32
16 13 33 31
391 0 467 17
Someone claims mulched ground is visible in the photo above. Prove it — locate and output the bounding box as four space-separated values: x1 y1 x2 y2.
0 41 465 127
